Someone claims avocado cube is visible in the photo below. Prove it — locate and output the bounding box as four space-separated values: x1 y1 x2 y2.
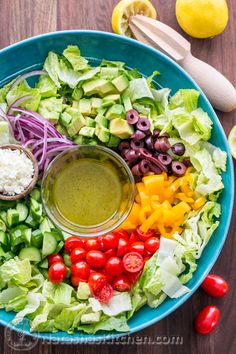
72 101 79 109
100 67 119 78
91 97 103 116
79 126 95 138
73 135 87 145
96 126 110 143
82 79 116 97
38 97 63 124
95 114 108 128
105 104 125 120
66 108 86 137
86 117 96 128
79 98 92 115
109 118 134 139
55 124 67 136
103 94 120 103
72 87 83 101
112 75 129 92
122 96 132 112
60 111 72 128
107 135 121 148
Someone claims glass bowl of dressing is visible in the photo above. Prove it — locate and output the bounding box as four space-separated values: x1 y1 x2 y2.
41 145 135 237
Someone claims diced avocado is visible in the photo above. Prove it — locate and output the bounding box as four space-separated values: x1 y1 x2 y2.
88 139 98 146
107 135 121 148
60 111 72 128
105 104 125 120
66 108 86 137
103 94 120 103
72 101 79 109
80 311 101 324
95 114 108 128
55 124 67 136
96 126 110 143
91 97 103 110
112 75 129 92
77 282 91 300
38 97 63 124
79 126 95 138
72 87 83 101
122 96 132 111
100 67 119 78
79 98 91 115
82 79 116 97
73 135 88 145
86 117 96 128
109 118 134 139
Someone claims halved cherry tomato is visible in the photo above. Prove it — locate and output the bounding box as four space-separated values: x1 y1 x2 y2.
112 229 129 240
113 275 131 292
85 238 100 251
136 227 156 241
123 252 144 273
105 256 124 276
144 237 160 254
48 262 67 283
70 261 90 280
88 272 107 293
129 230 139 244
129 241 145 256
201 274 229 297
104 248 117 259
70 275 86 287
94 283 113 303
64 236 85 254
102 233 119 249
126 270 142 284
86 250 106 268
195 305 220 335
98 236 107 252
117 238 129 257
70 247 86 263
47 254 63 266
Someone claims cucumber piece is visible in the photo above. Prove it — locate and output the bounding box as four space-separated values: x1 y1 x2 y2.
0 230 9 251
23 229 32 245
39 258 48 269
30 188 41 202
7 209 20 228
0 200 16 209
25 214 39 228
40 268 48 279
50 228 64 242
0 211 7 223
10 228 24 247
31 230 44 248
16 203 28 222
0 220 6 232
19 247 42 262
42 232 57 258
63 253 72 267
54 241 64 254
40 218 51 233
30 199 42 222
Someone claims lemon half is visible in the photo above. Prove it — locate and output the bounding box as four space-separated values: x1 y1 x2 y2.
228 125 236 159
112 0 157 37
176 0 228 39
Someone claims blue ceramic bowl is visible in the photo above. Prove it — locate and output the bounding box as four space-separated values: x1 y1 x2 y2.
0 31 234 343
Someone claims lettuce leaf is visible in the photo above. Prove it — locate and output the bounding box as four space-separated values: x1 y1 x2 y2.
6 81 41 111
77 315 129 334
63 45 89 71
36 75 58 98
169 89 200 112
0 258 32 288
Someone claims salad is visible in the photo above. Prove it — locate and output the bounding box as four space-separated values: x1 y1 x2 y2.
0 45 226 334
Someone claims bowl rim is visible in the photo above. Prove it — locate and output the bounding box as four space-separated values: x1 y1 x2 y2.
0 29 234 342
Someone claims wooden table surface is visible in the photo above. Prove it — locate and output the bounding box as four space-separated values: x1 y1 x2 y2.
0 0 235 353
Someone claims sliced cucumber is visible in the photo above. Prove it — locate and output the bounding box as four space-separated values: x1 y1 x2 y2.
42 232 57 258
54 241 64 254
23 229 32 245
19 247 42 262
40 268 48 279
0 200 16 209
40 218 51 233
39 258 48 269
50 228 64 242
7 209 19 228
30 188 41 202
30 199 42 222
0 211 7 223
16 203 28 222
31 230 44 249
0 220 6 232
25 214 39 228
0 230 9 250
63 253 72 267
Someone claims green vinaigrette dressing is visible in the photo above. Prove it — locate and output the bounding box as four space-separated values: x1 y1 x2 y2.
53 158 122 226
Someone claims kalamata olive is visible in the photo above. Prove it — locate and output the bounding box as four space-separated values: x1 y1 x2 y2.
145 155 168 172
125 149 139 164
160 132 170 138
154 137 171 152
158 153 172 166
152 129 160 138
120 148 129 158
118 140 130 151
148 162 162 174
130 140 144 150
183 158 191 167
171 161 186 176
131 164 142 176
136 117 151 131
139 160 150 174
139 148 152 158
126 109 139 125
145 135 154 150
131 130 146 141
171 143 186 156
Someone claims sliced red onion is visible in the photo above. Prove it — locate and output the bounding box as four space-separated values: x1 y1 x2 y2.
131 130 146 141
154 137 171 153
171 143 186 156
136 117 151 131
130 140 144 150
126 109 139 125
10 70 48 90
158 153 172 166
139 159 150 174
172 161 186 176
7 95 32 115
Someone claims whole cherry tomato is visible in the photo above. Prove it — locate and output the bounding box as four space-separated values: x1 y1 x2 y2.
136 227 156 241
64 236 85 254
117 238 129 257
88 272 108 293
201 274 229 297
129 241 145 256
112 229 129 240
144 237 160 254
94 283 113 303
70 261 90 280
85 238 100 251
98 236 107 252
86 250 106 268
113 275 131 292
47 254 63 266
105 256 124 276
129 230 139 243
195 305 220 335
70 247 86 263
123 252 144 273
102 233 119 249
70 275 86 287
48 262 67 283
100 269 113 283
104 248 117 259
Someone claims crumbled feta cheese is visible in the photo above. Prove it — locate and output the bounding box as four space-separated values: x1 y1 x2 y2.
0 149 34 195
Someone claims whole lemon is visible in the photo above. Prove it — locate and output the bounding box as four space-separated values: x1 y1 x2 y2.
176 0 229 38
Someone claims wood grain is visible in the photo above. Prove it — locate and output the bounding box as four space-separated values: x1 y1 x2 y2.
0 1 235 353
